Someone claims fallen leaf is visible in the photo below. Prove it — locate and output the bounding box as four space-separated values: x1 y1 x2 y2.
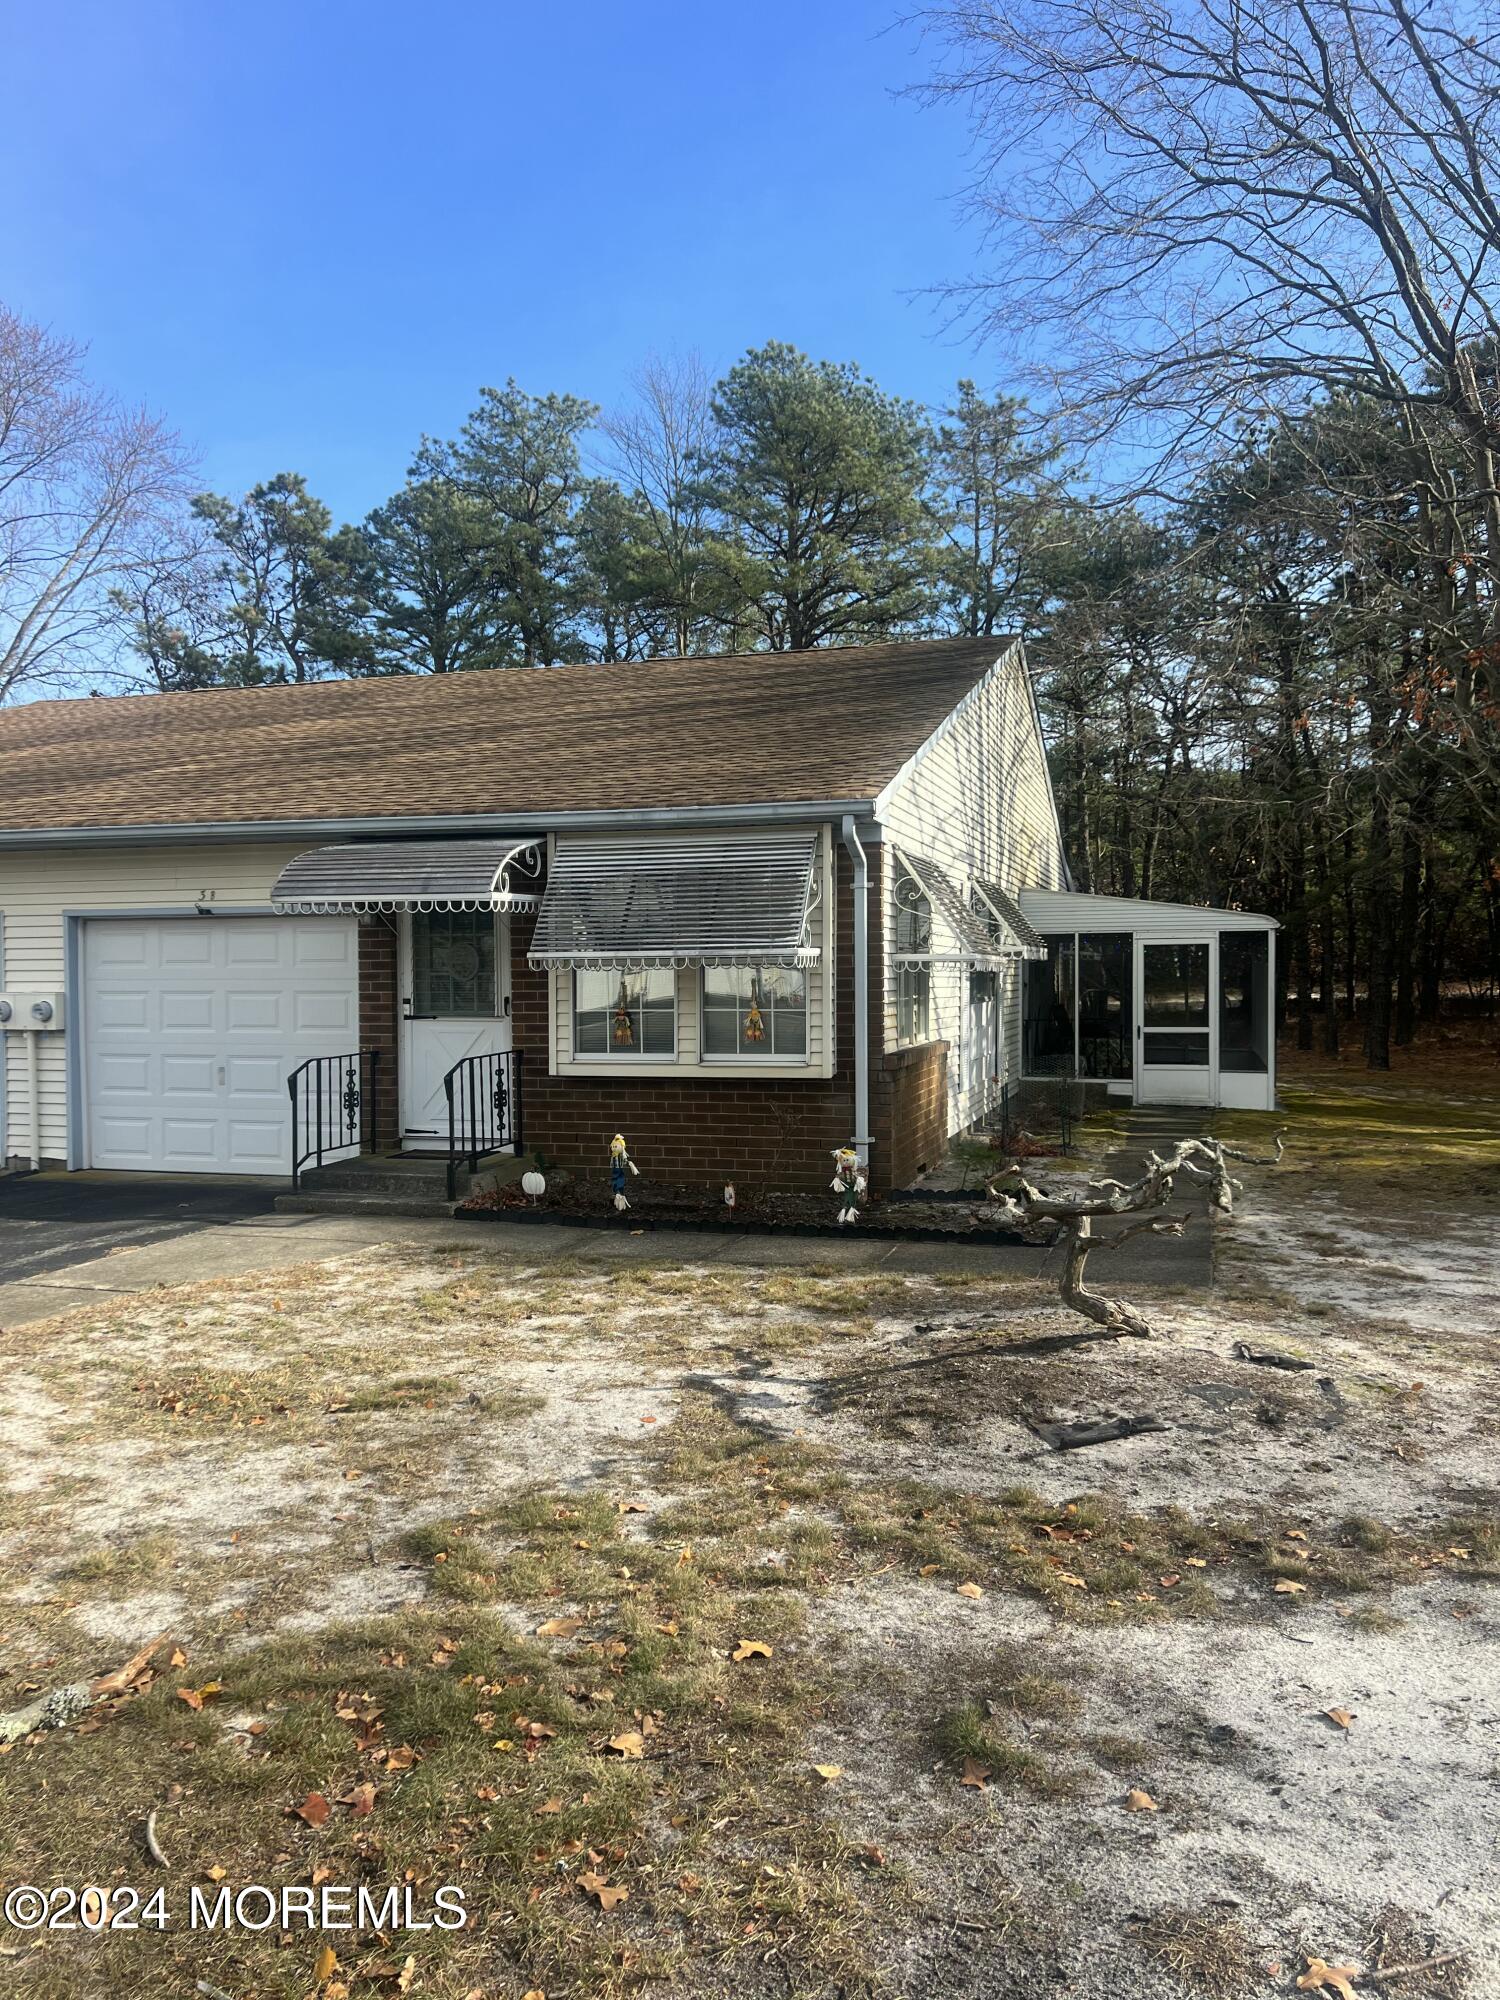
396 1957 418 1994
204 1864 227 1882
812 1763 844 1781
535 1797 564 1815
1185 1557 1208 1568
175 1682 222 1711
313 1941 339 1984
956 1581 984 1600
732 1639 773 1661
579 1870 629 1911
1274 1579 1308 1595
860 1843 887 1867
537 1617 584 1639
1297 1958 1361 1999
616 1500 648 1514
341 1781 377 1816
1056 1570 1087 1589
1323 1707 1356 1730
383 1744 420 1771
294 1792 331 1828
606 1731 645 1759
1285 1528 1308 1542
1124 1788 1159 1812
918 1562 941 1576
959 1757 991 1789
523 1992 546 2000
1159 1574 1180 1589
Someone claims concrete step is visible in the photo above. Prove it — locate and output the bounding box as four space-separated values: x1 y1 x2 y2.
299 1153 452 1192
274 1190 460 1218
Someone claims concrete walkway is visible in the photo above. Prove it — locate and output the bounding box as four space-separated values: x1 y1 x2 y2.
0 1114 1218 1328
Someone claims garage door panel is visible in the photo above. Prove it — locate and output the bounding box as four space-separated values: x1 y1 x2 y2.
160 929 215 967
292 991 355 1033
293 929 355 966
162 1055 217 1094
226 1055 283 1096
225 1121 287 1165
223 928 282 966
226 991 283 1031
162 990 217 1032
85 917 357 1175
93 990 151 1032
94 1054 152 1094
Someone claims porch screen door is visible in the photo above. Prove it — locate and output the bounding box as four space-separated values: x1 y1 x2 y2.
1134 939 1214 1106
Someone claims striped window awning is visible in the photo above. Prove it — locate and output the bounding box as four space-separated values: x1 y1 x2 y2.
528 830 821 970
270 838 545 915
895 852 1009 965
972 877 1048 957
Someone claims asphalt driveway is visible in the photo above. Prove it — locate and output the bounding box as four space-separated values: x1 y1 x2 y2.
0 1172 280 1287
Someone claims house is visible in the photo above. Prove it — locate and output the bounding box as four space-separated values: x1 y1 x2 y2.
0 637 1277 1194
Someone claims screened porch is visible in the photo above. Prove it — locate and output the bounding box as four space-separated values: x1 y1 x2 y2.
1014 891 1278 1112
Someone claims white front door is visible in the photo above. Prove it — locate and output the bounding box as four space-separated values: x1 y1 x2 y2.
83 916 358 1174
1134 937 1215 1106
399 910 511 1147
965 969 1000 1114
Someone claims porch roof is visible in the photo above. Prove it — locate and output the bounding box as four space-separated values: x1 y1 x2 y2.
269 838 545 913
527 829 820 970
1017 889 1278 935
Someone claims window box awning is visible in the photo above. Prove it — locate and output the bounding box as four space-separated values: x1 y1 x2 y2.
271 838 545 914
894 852 1012 965
528 829 821 970
973 877 1048 958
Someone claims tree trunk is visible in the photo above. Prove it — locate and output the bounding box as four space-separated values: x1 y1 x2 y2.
1394 827 1420 1046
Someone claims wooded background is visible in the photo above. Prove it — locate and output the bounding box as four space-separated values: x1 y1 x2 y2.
3 2 1497 1065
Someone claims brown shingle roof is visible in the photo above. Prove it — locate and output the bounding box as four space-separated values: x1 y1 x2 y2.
0 638 1012 836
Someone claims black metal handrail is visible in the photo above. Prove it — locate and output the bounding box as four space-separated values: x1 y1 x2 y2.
288 1049 379 1190
444 1049 522 1199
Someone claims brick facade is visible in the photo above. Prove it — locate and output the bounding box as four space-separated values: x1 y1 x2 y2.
872 1040 951 1189
358 845 948 1195
356 918 400 1150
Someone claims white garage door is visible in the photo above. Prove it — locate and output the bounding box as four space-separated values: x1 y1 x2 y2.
84 917 358 1174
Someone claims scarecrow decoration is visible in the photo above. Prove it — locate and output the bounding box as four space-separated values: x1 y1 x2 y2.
610 1132 640 1211
723 1181 737 1214
831 1144 867 1226
611 979 635 1048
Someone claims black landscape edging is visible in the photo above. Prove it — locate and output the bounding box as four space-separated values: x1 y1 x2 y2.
450 1204 1032 1247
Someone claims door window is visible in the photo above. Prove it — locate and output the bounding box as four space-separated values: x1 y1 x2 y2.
1140 942 1211 1065
411 911 497 1017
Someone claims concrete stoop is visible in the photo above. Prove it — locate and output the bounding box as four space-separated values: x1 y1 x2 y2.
274 1150 522 1219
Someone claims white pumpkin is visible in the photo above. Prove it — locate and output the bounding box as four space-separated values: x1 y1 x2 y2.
521 1169 546 1203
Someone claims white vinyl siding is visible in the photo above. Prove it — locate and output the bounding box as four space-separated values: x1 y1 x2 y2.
0 840 329 1167
875 644 1068 1137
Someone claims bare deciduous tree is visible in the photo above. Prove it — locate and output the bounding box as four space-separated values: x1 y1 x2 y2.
599 352 721 656
0 304 191 701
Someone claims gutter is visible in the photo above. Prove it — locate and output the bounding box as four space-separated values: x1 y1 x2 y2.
840 815 873 1171
0 799 877 851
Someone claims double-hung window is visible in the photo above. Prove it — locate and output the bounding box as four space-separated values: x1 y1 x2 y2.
574 968 676 1056
893 861 933 1045
701 966 808 1059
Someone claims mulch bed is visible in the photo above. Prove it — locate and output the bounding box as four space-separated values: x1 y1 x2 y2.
456 1177 1034 1245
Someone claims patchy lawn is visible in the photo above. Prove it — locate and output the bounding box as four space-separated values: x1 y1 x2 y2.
1 1078 1496 1999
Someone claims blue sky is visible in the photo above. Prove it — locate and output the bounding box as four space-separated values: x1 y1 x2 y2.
3 1 995 526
